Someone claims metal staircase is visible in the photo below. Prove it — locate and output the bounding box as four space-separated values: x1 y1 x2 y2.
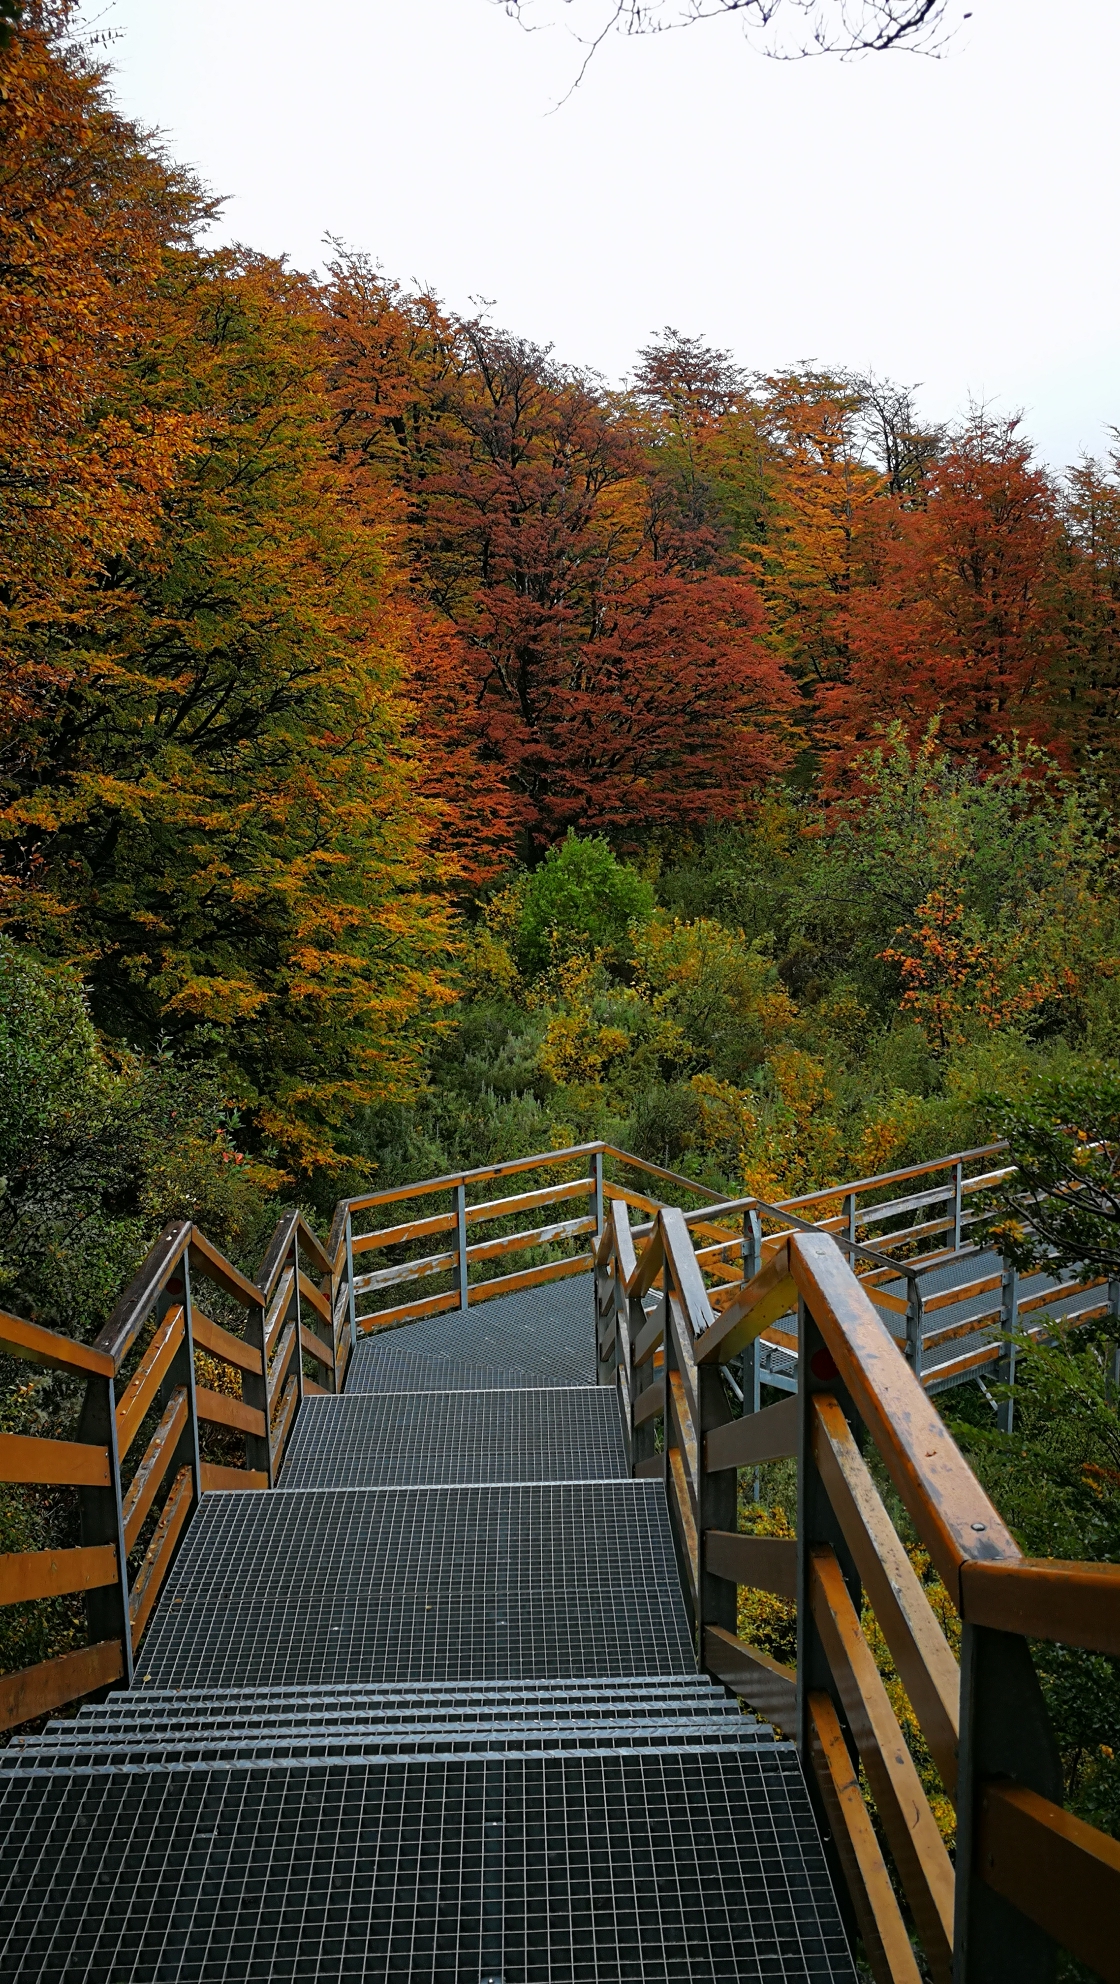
2 1140 1117 1982
0 1280 856 1982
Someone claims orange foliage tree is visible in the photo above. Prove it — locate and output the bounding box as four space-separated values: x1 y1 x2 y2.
0 17 454 1178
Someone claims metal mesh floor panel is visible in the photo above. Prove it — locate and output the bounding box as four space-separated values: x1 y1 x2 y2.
0 1750 856 1981
278 1389 626 1489
344 1344 558 1394
352 1275 596 1390
135 1485 696 1689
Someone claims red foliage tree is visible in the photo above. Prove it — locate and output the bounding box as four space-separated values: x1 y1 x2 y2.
325 263 793 854
823 414 1069 767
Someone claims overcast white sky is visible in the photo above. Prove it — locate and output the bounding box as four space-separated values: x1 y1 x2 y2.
80 0 1118 469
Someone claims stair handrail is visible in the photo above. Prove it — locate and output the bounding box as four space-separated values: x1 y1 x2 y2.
0 1200 348 1735
594 1199 1120 1984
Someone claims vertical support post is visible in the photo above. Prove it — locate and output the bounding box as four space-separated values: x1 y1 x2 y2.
592 1149 604 1241
629 1272 659 1474
237 1269 273 1488
953 1160 964 1252
179 1254 202 1503
697 1358 736 1645
455 1183 469 1312
77 1372 134 1685
292 1233 306 1403
161 1265 200 1508
741 1205 763 1499
345 1209 358 1353
953 1625 1062 1983
843 1191 857 1255
795 1285 863 1946
997 1263 1019 1435
906 1274 925 1385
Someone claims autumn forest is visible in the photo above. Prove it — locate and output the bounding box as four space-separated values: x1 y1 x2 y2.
2 5 1120 1327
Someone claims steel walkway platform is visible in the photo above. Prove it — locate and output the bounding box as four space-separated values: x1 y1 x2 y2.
0 1281 857 1981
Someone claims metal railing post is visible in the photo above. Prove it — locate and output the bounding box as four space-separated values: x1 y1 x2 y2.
906 1273 925 1383
77 1369 135 1686
794 1287 862 1947
292 1233 306 1402
180 1253 202 1501
953 1159 964 1251
592 1149 604 1240
997 1263 1019 1435
954 1623 1063 1983
455 1183 469 1311
741 1205 763 1498
844 1190 857 1252
345 1209 358 1351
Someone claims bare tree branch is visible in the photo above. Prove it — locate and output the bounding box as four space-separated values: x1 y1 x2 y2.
500 0 964 78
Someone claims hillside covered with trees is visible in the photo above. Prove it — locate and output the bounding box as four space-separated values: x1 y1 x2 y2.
2 5 1119 1909
4 8 1119 1255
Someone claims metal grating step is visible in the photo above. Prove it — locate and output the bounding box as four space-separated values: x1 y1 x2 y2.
278 1387 627 1489
134 1484 696 1689
351 1273 596 1390
0 1750 857 1981
71 1675 735 1722
44 1684 746 1750
4 1718 773 1775
343 1344 569 1395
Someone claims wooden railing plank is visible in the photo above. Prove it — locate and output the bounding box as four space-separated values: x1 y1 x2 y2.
266 1323 297 1407
976 1782 1120 1984
192 1309 263 1377
122 1389 188 1554
298 1323 335 1371
0 1638 125 1735
703 1625 797 1730
961 1557 1120 1655
129 1466 193 1647
790 1231 1020 1605
195 1388 266 1438
668 1444 699 1604
345 1141 604 1214
351 1209 458 1254
694 1247 795 1366
264 1268 295 1354
359 1287 462 1334
810 1543 955 1980
468 1254 594 1305
627 1222 665 1302
813 1393 961 1796
200 1462 269 1492
661 1206 716 1336
114 1305 185 1462
292 1215 336 1283
704 1395 798 1473
705 1531 797 1601
270 1374 299 1469
808 1690 924 1984
633 1377 664 1428
0 1432 111 1489
0 1543 118 1606
188 1231 265 1312
96 1220 191 1364
296 1269 331 1325
0 1308 115 1379
632 1309 664 1368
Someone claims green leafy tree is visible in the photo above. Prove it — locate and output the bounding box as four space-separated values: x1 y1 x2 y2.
978 1064 1120 1274
515 833 655 974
